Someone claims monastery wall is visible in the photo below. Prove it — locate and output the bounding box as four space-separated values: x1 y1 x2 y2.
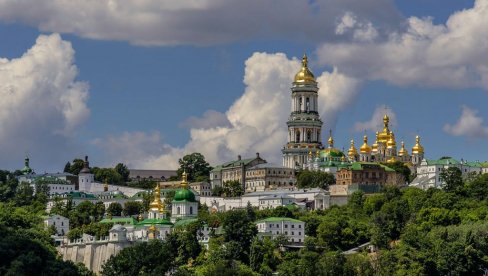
58 239 133 273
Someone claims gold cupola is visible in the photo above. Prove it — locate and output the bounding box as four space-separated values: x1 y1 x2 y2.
327 130 334 148
348 139 358 157
360 135 372 154
378 114 391 143
371 132 379 153
398 141 408 157
149 183 163 211
412 135 424 154
387 131 396 149
294 54 316 83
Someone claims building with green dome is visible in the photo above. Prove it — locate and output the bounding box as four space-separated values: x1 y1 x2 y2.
171 171 198 223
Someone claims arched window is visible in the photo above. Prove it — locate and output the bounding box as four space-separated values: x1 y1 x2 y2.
177 207 180 215
306 97 310 112
296 131 300 142
190 206 193 215
307 131 311 143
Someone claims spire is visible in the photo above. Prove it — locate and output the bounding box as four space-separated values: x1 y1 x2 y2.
80 155 91 174
327 129 334 148
371 132 379 153
348 139 358 157
294 53 316 83
181 171 189 189
149 183 164 212
360 135 372 154
21 155 33 175
412 135 424 154
398 141 409 156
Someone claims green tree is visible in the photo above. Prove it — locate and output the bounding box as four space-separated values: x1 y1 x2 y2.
63 162 71 173
102 239 175 275
296 170 335 189
106 202 123 217
222 180 244 197
94 201 106 221
212 186 224 196
67 158 85 175
381 161 411 184
440 167 463 192
222 210 258 263
122 201 142 216
115 163 130 182
92 168 123 185
176 153 213 182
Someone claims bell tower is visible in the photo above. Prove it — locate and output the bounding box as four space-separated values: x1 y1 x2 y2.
282 54 323 169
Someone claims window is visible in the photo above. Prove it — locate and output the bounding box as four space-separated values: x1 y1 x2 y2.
177 207 181 215
299 232 301 235
292 232 294 235
291 225 294 228
299 225 302 228
285 231 288 235
285 224 288 228
190 206 193 215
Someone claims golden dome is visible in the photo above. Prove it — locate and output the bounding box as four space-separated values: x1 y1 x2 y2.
149 184 163 211
181 171 189 189
378 114 391 143
148 225 156 232
348 139 358 157
360 135 372 154
386 131 396 149
371 132 379 153
412 135 424 154
327 130 334 148
294 54 316 83
398 141 408 156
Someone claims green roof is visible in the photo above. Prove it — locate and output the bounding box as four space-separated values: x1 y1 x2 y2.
66 191 97 199
426 158 461 166
173 188 196 202
211 157 257 172
173 218 199 228
137 218 173 226
100 217 138 225
255 217 304 224
130 191 149 198
320 148 345 158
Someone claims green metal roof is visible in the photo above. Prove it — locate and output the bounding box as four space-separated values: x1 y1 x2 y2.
173 188 196 202
255 217 304 224
137 218 173 226
66 191 97 199
425 158 461 166
211 157 257 172
100 217 138 225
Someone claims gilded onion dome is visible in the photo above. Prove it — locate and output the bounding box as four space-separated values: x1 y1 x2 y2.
294 54 316 83
398 141 408 156
378 114 391 143
149 183 163 211
371 132 379 153
412 135 424 154
360 135 372 154
328 131 334 148
348 139 358 157
387 131 396 149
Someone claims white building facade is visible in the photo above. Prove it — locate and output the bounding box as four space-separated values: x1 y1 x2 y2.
256 217 305 243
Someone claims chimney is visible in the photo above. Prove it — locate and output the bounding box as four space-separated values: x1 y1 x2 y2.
238 155 241 161
256 152 260 159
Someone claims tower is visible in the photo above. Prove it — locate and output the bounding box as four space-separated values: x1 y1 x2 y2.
359 135 372 162
78 156 94 192
171 171 198 222
282 54 323 169
411 135 424 166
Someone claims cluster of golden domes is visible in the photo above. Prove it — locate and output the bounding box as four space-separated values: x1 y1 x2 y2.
346 114 424 159
294 54 316 83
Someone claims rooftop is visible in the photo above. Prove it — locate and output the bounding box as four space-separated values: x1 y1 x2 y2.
255 217 304 224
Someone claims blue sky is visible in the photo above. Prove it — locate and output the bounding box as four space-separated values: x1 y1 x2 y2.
0 0 487 172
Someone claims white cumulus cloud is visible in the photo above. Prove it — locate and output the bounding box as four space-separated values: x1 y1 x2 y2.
443 105 488 139
0 33 90 170
353 105 397 133
317 0 488 89
94 52 361 169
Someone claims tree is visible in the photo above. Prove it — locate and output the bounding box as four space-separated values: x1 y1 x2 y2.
222 210 258 263
222 180 244 197
122 201 142 216
115 163 130 182
296 170 335 189
440 167 463 192
106 202 123 217
92 168 123 185
102 239 175 275
176 153 212 182
94 201 106 221
66 158 85 175
212 186 224 196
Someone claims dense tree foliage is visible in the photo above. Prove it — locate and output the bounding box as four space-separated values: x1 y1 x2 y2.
296 170 335 189
222 180 244 197
177 153 213 182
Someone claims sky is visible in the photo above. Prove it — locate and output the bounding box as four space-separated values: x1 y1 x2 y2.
1 0 487 172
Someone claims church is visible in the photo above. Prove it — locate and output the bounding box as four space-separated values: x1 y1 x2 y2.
282 55 425 172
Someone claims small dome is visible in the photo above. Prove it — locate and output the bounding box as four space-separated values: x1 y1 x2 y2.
360 135 371 154
174 189 196 202
348 140 358 157
412 135 424 154
387 131 396 148
294 54 316 83
398 141 409 156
